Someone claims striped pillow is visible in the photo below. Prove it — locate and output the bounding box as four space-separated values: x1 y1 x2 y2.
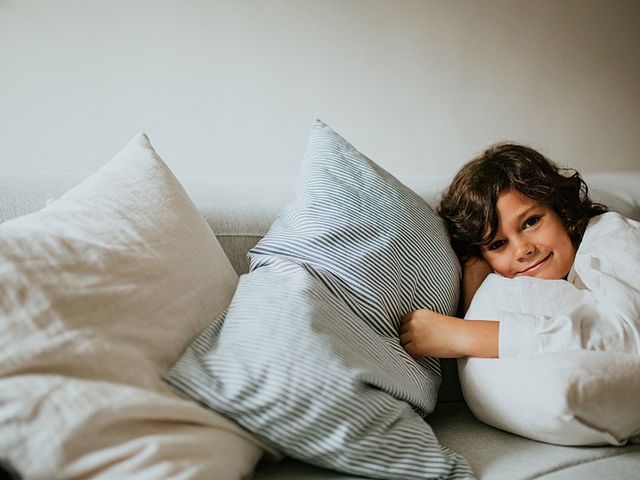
165 120 471 478
252 119 459 365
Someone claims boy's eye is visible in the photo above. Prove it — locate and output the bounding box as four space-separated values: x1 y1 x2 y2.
488 239 506 251
523 215 541 229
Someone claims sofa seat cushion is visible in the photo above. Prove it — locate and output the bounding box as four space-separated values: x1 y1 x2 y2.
252 402 640 479
429 403 640 480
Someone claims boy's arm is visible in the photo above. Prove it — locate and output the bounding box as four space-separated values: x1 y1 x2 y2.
400 310 498 358
460 256 493 315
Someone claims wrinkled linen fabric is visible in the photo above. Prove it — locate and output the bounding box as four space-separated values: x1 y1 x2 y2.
0 133 268 480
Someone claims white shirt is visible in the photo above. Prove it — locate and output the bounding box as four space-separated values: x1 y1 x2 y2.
466 212 640 358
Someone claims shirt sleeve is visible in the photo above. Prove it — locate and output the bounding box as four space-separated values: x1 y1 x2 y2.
496 212 640 358
498 302 640 358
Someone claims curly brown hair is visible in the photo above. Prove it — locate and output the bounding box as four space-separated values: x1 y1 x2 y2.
437 143 607 261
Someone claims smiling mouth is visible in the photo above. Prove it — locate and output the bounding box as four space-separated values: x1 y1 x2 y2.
517 253 553 276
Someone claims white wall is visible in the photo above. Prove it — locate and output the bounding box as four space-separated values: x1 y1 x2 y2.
1 0 639 182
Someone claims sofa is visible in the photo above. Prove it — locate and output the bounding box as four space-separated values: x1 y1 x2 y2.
1 164 639 480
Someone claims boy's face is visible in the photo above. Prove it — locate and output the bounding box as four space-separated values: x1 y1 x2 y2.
480 190 576 280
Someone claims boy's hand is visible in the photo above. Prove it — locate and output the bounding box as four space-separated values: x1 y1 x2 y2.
400 309 499 359
400 310 466 358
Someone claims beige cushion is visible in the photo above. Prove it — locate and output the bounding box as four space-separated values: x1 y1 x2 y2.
0 133 268 479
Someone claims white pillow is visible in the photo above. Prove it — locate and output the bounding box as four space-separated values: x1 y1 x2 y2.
459 275 640 446
459 351 640 446
0 134 270 479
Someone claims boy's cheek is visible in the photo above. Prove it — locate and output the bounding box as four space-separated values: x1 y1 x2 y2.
481 256 503 277
492 265 513 279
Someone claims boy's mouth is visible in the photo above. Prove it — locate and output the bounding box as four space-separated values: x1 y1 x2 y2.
516 252 552 276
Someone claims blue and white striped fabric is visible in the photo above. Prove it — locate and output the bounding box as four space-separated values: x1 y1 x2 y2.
165 120 472 479
251 120 460 376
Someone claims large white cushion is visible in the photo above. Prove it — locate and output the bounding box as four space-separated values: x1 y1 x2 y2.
459 350 640 446
0 134 268 479
459 272 640 446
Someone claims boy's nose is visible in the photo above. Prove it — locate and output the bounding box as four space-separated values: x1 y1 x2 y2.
515 241 535 260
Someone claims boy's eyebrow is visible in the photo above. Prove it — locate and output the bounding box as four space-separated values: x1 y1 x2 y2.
482 203 542 246
509 204 542 227
495 203 540 233
515 205 537 220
